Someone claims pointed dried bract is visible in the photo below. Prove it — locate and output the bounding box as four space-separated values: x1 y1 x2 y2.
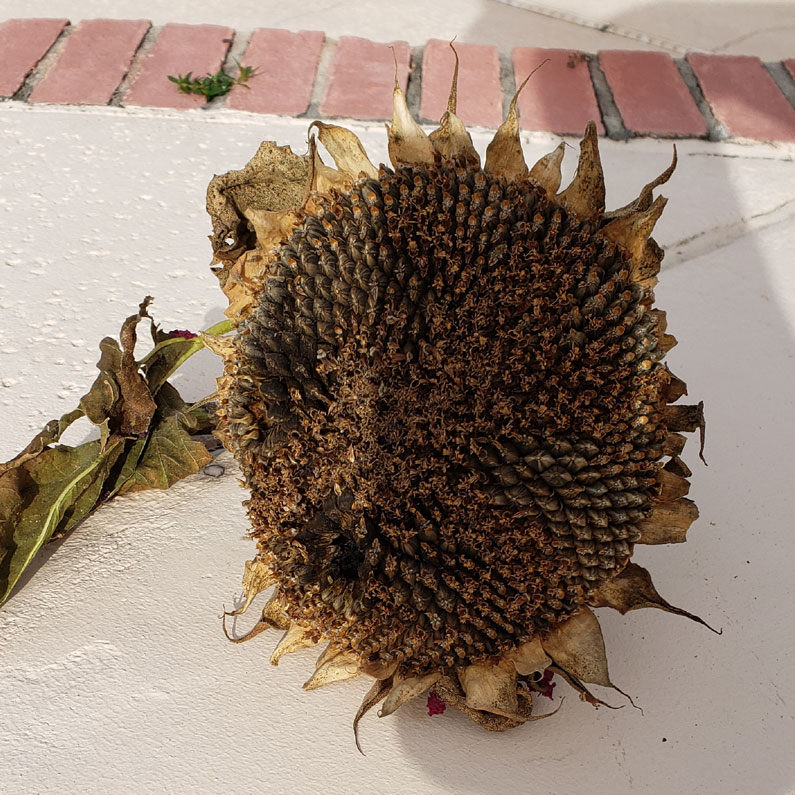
588 562 719 633
309 121 379 180
429 45 480 164
307 136 354 196
637 498 699 544
226 558 276 617
459 658 521 719
550 665 621 710
353 677 391 754
603 147 677 222
556 121 605 221
270 623 317 666
662 369 689 403
656 468 691 501
601 195 667 281
433 674 531 731
507 637 552 676
541 607 614 689
386 82 434 167
260 594 291 630
484 74 530 180
303 648 361 690
378 671 441 717
223 593 289 643
529 142 565 198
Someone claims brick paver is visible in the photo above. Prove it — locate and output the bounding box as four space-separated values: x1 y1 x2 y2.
512 48 604 135
226 29 324 115
320 37 410 121
0 18 68 98
4 18 795 142
599 50 707 137
124 23 234 109
688 53 795 141
420 39 502 128
29 19 149 105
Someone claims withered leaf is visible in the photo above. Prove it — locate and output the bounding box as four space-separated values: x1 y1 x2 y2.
0 439 125 604
0 299 217 607
80 297 157 439
116 384 211 494
0 407 83 477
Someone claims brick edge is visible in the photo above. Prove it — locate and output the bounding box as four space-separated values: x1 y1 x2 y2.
1 19 794 142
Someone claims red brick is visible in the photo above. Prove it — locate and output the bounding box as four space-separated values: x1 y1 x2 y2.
124 23 234 109
29 19 149 105
784 59 795 83
0 18 68 97
512 48 604 135
321 37 410 121
688 53 795 142
599 51 706 137
420 39 502 128
226 29 324 115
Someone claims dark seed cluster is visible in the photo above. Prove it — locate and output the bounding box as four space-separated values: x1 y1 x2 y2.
219 158 669 675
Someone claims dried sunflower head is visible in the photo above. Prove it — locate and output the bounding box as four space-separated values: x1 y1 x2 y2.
206 58 712 744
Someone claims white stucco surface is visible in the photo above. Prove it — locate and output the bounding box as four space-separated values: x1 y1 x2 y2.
1 104 795 795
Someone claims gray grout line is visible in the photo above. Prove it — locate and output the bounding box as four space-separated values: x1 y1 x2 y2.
211 28 252 110
406 44 425 120
3 25 792 143
675 57 727 142
11 23 73 102
303 36 337 119
498 50 516 120
588 54 629 141
764 62 795 112
110 23 159 107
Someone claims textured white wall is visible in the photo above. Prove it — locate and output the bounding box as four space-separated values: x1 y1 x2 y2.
1 105 794 795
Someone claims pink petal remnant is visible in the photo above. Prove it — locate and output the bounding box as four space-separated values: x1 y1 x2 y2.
426 691 447 716
168 329 198 339
540 669 556 700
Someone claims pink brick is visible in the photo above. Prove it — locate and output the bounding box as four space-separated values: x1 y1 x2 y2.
0 18 68 97
599 51 706 137
784 59 795 83
124 23 234 109
321 37 410 120
226 29 324 115
420 39 502 128
688 53 795 142
512 48 604 135
29 19 149 105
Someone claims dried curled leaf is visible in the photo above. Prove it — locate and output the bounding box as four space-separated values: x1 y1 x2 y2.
0 439 125 603
116 384 211 494
0 300 217 607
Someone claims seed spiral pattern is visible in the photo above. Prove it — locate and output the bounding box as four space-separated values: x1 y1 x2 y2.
220 158 668 675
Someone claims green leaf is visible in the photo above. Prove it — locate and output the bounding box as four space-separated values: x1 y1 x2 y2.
117 385 212 494
165 64 256 99
0 439 125 604
0 298 223 608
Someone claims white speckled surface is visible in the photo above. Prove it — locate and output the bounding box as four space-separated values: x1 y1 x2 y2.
1 103 794 795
